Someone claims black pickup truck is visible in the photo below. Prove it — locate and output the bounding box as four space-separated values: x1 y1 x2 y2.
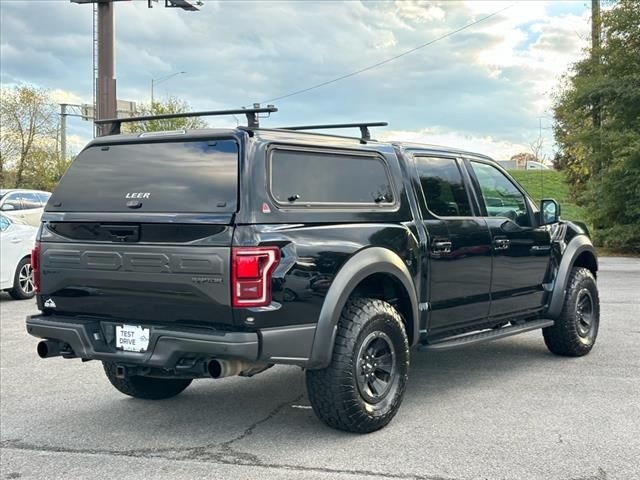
26 109 599 433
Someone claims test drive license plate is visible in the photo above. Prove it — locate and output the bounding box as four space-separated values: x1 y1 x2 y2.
115 324 150 353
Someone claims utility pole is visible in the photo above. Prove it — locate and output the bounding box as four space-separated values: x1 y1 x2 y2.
71 0 201 136
539 117 544 196
96 1 116 136
591 0 601 130
58 102 136 159
60 104 68 161
591 0 601 59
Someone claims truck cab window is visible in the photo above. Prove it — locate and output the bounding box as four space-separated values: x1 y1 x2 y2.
414 156 472 217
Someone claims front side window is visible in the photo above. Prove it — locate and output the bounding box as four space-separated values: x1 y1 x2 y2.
415 156 472 217
270 149 394 207
470 161 530 226
1 193 22 211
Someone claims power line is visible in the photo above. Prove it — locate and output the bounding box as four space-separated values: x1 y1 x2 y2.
256 3 515 105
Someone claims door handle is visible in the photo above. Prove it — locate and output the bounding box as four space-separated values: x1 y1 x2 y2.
10 237 21 243
493 238 510 250
530 245 550 251
431 241 452 254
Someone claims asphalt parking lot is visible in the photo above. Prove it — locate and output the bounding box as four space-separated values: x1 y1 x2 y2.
1 257 639 480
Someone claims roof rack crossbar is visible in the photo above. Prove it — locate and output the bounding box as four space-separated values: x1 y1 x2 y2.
95 107 278 136
278 122 388 141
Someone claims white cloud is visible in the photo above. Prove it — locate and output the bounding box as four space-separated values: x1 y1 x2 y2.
65 134 88 156
380 127 529 161
394 1 446 23
50 89 83 105
0 0 590 159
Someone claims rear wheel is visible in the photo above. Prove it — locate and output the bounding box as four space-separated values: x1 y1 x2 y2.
8 257 35 300
543 267 599 356
306 298 409 433
103 362 192 400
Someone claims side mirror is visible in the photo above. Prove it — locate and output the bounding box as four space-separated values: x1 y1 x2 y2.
540 198 560 225
0 203 16 211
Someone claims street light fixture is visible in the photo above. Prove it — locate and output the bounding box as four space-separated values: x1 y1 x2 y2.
151 71 186 109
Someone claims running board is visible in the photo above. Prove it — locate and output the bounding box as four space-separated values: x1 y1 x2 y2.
418 319 555 351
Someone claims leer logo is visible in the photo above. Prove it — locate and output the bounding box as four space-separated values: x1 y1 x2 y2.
125 192 151 199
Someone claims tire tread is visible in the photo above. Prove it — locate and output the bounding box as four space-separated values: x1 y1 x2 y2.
543 267 599 357
306 298 409 433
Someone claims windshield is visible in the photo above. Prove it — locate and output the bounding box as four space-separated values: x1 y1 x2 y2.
48 139 239 213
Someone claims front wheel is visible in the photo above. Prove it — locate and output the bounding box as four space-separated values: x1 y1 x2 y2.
103 362 192 400
306 298 409 433
543 267 600 357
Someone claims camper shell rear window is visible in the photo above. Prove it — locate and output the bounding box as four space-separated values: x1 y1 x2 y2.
48 139 239 213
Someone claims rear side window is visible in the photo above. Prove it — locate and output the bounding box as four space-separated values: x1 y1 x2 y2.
48 139 238 213
18 192 42 210
415 156 472 217
269 148 394 207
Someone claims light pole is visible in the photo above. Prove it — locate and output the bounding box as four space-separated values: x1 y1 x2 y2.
151 71 186 110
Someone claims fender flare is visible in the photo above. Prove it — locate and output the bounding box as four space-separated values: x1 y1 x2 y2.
547 235 598 318
307 247 419 369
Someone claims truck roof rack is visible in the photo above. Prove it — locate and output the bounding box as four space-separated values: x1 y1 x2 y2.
277 122 388 141
95 106 278 136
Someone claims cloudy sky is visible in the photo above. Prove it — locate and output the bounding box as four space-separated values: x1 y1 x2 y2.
0 0 591 159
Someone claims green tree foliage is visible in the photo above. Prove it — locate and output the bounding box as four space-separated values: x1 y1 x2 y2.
553 0 640 252
122 97 207 133
0 85 66 189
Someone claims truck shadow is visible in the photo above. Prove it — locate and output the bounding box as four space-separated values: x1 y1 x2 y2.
32 336 561 451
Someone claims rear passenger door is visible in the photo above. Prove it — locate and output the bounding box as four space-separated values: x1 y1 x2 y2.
466 160 551 317
413 156 493 333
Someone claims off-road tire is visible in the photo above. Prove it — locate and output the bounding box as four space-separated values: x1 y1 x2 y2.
306 298 409 433
8 256 35 300
103 362 192 400
543 267 599 357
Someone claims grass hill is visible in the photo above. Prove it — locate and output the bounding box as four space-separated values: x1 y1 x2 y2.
508 169 587 224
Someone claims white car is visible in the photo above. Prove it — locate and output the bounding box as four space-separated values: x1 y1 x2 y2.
0 189 51 227
0 214 37 299
525 161 551 170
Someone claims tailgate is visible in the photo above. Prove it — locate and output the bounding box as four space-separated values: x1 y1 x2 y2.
38 137 240 326
39 224 233 325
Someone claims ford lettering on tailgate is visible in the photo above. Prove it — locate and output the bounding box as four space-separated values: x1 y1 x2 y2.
43 248 223 275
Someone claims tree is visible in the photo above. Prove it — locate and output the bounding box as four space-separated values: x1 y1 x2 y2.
122 97 207 133
0 85 58 188
553 0 640 252
529 135 548 165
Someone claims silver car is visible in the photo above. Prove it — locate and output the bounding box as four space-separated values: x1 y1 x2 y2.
0 189 51 227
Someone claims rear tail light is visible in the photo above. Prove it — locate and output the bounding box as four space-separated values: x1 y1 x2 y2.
231 246 280 308
31 241 41 294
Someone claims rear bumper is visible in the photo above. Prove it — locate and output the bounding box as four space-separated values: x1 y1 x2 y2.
26 314 316 368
